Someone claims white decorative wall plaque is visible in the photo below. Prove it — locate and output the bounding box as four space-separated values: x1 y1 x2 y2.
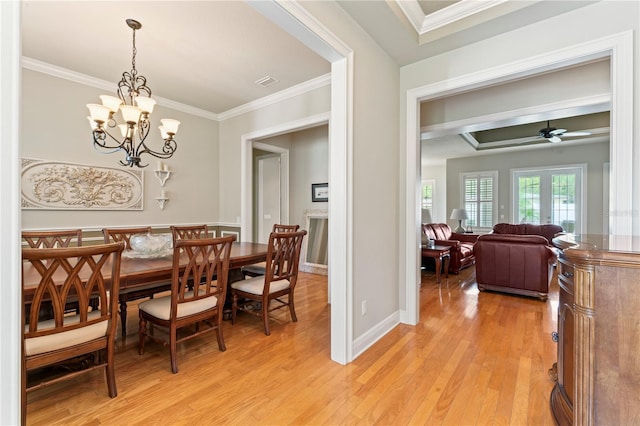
21 158 144 210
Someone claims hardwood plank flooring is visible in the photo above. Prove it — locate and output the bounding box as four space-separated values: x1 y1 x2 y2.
26 267 559 425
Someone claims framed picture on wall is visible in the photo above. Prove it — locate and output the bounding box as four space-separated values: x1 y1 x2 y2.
312 183 328 202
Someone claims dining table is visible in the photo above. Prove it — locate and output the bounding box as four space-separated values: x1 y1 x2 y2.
23 241 269 336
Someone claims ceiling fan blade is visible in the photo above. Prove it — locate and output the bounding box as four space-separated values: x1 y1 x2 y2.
548 136 562 143
549 128 566 135
561 131 592 137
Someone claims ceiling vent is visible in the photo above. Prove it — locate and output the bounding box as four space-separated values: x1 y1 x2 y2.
254 75 279 87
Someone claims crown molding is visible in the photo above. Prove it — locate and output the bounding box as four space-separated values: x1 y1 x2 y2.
395 0 508 35
217 73 331 121
22 57 219 121
22 56 330 123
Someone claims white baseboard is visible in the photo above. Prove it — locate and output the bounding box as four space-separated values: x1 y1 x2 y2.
352 310 400 360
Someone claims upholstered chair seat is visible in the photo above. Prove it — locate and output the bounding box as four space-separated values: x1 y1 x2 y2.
139 291 218 321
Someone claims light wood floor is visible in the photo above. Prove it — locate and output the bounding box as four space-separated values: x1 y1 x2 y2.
26 267 559 425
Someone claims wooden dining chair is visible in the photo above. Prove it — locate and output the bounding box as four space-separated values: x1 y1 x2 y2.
22 229 82 248
231 229 306 335
22 229 85 321
242 224 301 278
22 242 124 420
138 235 235 373
102 226 171 337
102 226 152 249
170 224 209 240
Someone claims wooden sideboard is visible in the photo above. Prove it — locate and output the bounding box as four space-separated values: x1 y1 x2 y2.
551 234 640 426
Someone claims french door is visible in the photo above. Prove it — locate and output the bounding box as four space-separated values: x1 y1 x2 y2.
512 165 585 233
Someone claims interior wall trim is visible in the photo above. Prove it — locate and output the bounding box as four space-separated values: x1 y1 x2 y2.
402 30 634 326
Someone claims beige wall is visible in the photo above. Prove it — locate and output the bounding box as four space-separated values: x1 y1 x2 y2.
301 1 401 338
446 141 610 234
21 69 219 231
289 125 329 227
420 59 610 126
217 85 330 225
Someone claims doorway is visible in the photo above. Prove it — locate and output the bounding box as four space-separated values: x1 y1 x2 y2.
405 32 633 325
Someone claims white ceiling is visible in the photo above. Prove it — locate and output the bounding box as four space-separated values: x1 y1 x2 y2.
22 0 606 163
21 1 331 115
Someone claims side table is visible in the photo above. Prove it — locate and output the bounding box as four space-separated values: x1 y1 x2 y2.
421 244 451 283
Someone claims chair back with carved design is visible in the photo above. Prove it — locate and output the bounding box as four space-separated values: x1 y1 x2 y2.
170 224 209 241
231 230 306 335
21 242 124 419
138 235 235 373
272 224 300 233
22 229 82 249
242 224 300 278
102 226 152 250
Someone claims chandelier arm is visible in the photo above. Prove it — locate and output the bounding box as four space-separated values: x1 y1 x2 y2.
92 129 128 151
135 138 178 160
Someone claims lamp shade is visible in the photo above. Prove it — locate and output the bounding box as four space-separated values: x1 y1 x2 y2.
450 208 468 220
450 208 468 233
421 209 432 224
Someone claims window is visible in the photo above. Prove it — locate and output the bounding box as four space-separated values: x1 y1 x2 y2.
461 171 497 230
421 179 435 212
512 165 585 233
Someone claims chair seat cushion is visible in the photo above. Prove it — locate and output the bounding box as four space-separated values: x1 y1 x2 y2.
25 310 106 356
139 291 218 321
241 262 266 276
231 276 290 295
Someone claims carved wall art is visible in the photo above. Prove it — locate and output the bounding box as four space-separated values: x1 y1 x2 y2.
21 158 144 210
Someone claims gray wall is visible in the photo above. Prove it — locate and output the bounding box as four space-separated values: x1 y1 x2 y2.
289 125 329 227
21 69 219 231
446 141 610 234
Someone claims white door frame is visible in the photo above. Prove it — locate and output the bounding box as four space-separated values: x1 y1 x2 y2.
255 146 287 243
245 0 353 365
403 31 634 325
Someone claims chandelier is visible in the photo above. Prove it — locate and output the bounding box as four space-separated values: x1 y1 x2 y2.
87 19 179 168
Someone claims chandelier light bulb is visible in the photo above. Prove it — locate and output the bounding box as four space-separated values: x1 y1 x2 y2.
120 105 142 124
87 116 99 130
160 119 180 135
99 95 123 113
87 104 111 124
158 126 169 140
135 96 156 114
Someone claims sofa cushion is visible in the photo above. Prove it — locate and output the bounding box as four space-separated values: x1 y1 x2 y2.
492 223 563 244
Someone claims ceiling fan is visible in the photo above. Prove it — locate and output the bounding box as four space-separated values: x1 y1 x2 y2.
538 120 591 143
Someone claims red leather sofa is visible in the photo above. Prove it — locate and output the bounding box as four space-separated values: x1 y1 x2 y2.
473 234 557 301
421 223 478 274
491 223 564 245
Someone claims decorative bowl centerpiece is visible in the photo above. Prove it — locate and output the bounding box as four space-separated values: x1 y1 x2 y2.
125 232 173 258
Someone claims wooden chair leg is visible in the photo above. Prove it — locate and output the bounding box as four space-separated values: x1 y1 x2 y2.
138 316 147 355
262 299 270 336
105 345 117 398
289 293 297 322
231 293 238 324
119 298 128 337
215 319 226 352
170 326 178 374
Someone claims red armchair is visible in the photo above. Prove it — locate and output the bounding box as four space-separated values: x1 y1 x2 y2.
422 223 478 274
474 234 557 301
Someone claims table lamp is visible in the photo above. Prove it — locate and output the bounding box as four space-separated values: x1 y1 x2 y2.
450 208 468 233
